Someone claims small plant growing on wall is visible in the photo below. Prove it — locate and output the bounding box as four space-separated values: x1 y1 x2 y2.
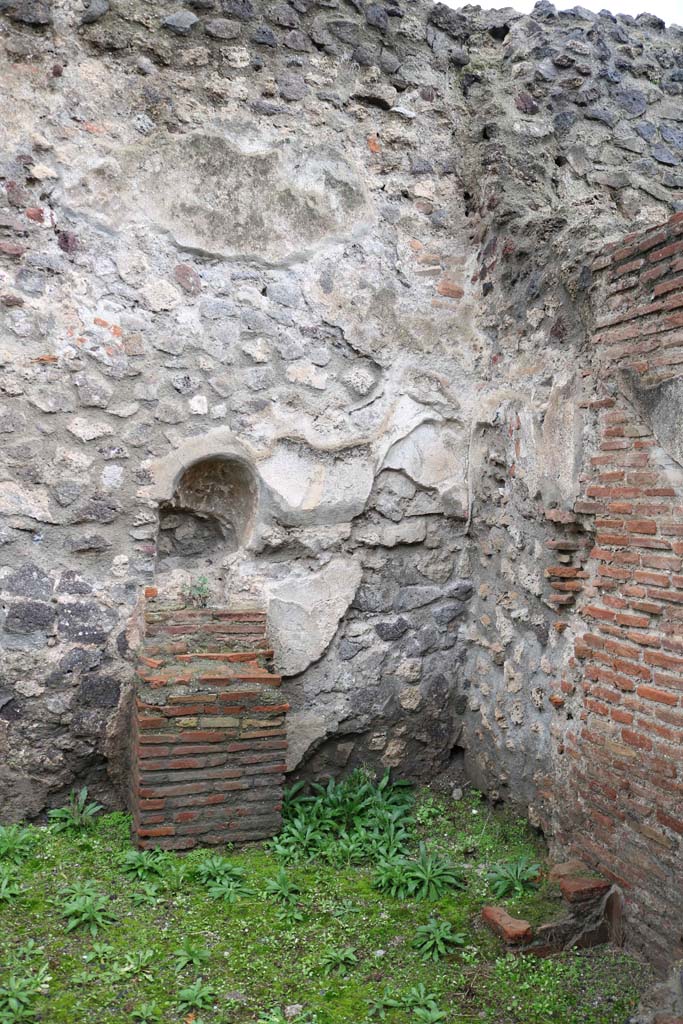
181 575 211 608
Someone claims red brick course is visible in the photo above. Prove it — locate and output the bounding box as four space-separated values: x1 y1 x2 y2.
129 603 287 850
556 214 683 968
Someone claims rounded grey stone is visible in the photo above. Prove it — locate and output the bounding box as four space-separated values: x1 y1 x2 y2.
204 17 240 39
81 0 109 24
162 10 199 34
652 144 680 166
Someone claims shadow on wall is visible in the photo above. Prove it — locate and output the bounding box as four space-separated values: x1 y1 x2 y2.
156 456 258 577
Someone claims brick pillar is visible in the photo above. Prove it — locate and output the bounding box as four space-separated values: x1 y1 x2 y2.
129 603 287 849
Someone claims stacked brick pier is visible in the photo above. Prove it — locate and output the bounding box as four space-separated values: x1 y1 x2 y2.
130 603 288 850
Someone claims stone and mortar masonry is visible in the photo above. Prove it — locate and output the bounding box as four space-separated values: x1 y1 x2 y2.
0 0 683 969
131 603 286 849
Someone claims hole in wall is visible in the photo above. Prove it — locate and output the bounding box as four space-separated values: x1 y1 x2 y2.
449 742 466 769
155 456 258 580
157 508 229 562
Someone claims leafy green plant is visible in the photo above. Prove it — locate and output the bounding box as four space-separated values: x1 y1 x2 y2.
0 783 650 1024
131 1003 162 1024
59 879 101 901
69 970 92 988
173 938 211 973
120 848 165 881
263 866 303 922
371 816 411 860
0 867 21 904
194 855 245 886
9 943 43 967
328 897 361 918
83 943 114 965
406 844 466 900
272 769 414 866
48 788 103 833
461 946 481 966
269 816 326 864
182 575 210 608
320 946 357 976
276 904 304 927
263 867 300 904
0 984 36 1021
415 796 442 828
129 882 162 907
367 990 402 1019
0 826 35 866
368 985 449 1024
281 779 309 813
177 978 215 1012
257 1010 318 1024
321 828 368 866
0 966 49 1022
118 950 154 981
257 1011 288 1024
60 890 116 936
207 876 255 902
412 1007 447 1023
162 859 190 893
487 855 540 899
372 855 413 898
412 918 466 961
372 845 465 901
402 985 441 1011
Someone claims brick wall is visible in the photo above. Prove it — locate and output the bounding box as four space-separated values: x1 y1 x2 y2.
130 602 287 850
556 213 683 968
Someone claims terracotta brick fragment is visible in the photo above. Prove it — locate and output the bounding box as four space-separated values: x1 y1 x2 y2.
560 877 611 903
481 907 532 944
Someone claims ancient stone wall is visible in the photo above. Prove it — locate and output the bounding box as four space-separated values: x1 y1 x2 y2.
0 0 682 966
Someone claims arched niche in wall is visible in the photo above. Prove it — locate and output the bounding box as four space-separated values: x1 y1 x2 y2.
156 456 259 573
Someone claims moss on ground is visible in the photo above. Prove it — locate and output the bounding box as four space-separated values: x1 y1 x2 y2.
0 786 652 1024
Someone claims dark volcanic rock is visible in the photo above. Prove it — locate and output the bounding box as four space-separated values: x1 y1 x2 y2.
1 563 53 601
57 603 116 645
5 600 56 634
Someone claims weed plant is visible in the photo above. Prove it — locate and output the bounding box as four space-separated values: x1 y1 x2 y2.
412 919 466 961
0 827 35 866
487 855 541 899
47 789 102 834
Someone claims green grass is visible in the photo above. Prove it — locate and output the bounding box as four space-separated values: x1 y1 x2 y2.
0 784 652 1024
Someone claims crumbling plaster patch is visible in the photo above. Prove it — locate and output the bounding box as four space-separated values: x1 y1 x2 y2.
266 557 363 677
